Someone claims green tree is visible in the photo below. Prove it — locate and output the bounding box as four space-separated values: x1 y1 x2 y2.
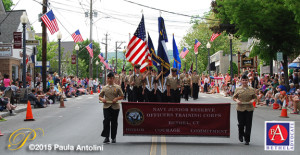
213 0 300 87
227 62 238 75
71 40 101 78
180 12 240 74
2 0 13 11
35 35 59 73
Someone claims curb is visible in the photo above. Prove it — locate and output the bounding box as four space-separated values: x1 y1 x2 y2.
0 106 30 118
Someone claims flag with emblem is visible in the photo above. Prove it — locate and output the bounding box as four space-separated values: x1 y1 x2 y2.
41 10 59 35
157 16 170 77
172 34 181 74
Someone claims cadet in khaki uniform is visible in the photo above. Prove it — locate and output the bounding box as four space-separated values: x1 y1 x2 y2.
114 73 120 85
130 64 144 102
191 70 200 100
179 69 186 98
167 68 182 103
182 73 192 101
143 66 155 102
120 69 127 100
233 74 256 145
99 72 124 144
126 69 133 102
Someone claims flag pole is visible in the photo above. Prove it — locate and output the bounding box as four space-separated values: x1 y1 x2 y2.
161 65 163 89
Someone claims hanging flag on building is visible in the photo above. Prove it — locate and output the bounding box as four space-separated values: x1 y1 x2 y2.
125 15 150 73
157 16 170 77
172 34 181 74
210 33 221 42
179 47 189 59
194 39 201 54
71 30 84 43
41 10 59 35
85 43 93 58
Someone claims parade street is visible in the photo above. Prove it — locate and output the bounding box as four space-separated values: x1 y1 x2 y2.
0 93 299 155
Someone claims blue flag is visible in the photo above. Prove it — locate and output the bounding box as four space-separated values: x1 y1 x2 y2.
172 35 181 74
148 33 160 69
157 17 170 77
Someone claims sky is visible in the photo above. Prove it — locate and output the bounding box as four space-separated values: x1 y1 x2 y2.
12 0 211 52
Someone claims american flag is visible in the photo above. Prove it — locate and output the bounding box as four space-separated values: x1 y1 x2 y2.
179 47 189 59
98 53 105 63
85 43 93 58
71 30 84 43
41 10 59 35
125 15 150 73
210 33 221 42
194 39 201 54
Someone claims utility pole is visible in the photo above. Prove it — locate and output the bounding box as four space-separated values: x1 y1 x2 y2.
115 41 125 73
89 0 93 78
42 0 47 92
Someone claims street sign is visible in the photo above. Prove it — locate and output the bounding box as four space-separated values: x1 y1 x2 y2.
277 52 283 61
71 55 76 64
0 44 12 57
35 61 50 67
26 40 39 45
13 32 22 49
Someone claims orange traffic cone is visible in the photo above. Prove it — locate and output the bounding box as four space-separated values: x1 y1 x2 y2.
273 102 279 109
91 90 93 95
216 86 220 93
0 129 3 136
24 101 35 121
253 101 257 108
279 107 289 118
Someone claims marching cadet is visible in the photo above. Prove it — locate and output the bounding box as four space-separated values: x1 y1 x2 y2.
156 70 168 102
120 69 127 100
130 64 144 102
99 72 124 144
114 72 120 85
143 66 155 102
182 72 192 101
191 70 200 100
126 69 133 102
167 68 182 103
233 74 256 145
180 69 186 98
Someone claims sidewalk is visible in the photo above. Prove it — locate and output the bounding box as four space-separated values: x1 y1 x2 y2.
0 104 28 118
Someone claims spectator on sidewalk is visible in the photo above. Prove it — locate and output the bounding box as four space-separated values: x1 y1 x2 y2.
3 74 11 89
290 89 300 114
0 90 17 115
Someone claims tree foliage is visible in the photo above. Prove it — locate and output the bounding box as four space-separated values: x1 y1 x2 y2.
180 12 240 74
227 62 238 75
213 0 300 87
71 40 101 78
2 0 13 11
35 36 59 72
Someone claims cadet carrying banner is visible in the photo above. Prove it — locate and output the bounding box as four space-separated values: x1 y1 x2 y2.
122 102 230 137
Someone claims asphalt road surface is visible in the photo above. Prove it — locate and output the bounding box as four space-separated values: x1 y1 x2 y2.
0 93 299 155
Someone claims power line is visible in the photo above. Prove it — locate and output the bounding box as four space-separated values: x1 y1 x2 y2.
123 0 218 21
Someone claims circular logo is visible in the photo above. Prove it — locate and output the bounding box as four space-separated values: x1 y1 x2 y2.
268 125 288 144
125 108 144 126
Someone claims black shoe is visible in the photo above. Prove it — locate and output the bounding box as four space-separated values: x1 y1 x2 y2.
112 138 116 143
103 137 110 143
245 141 249 145
239 135 244 142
